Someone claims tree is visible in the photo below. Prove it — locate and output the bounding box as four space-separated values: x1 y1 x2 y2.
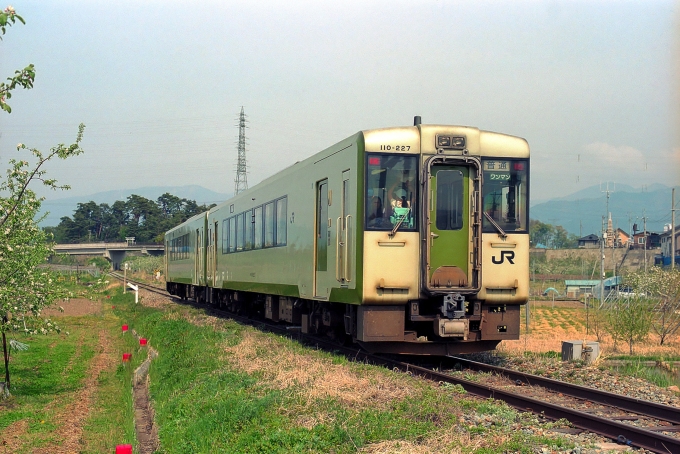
626 267 680 345
0 7 33 115
605 296 655 355
0 7 85 396
529 219 578 249
51 193 215 244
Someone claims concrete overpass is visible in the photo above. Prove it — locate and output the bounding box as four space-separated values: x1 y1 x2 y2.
53 242 164 270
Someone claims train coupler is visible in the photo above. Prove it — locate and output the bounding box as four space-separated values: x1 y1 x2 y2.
441 293 465 319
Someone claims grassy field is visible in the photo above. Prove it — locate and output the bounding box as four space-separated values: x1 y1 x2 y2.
500 301 680 388
504 300 680 357
1 282 678 453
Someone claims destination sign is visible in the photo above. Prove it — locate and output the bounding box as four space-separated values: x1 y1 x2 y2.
483 161 511 172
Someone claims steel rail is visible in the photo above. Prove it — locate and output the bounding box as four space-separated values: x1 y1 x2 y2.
446 356 680 425
108 272 167 295
373 357 680 454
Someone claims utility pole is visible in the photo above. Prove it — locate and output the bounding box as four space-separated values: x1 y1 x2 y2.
600 215 605 308
234 106 248 195
601 182 615 225
627 212 633 248
599 183 615 302
643 209 647 273
672 188 676 270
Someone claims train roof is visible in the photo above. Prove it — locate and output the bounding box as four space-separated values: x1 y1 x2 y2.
206 123 529 215
165 211 207 235
363 124 529 157
208 130 363 214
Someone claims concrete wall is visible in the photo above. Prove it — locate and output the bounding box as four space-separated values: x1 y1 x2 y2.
531 247 658 272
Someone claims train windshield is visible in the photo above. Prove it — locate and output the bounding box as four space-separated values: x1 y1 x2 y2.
365 154 418 231
481 159 528 233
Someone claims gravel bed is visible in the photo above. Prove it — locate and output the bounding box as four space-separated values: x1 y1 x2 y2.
464 352 680 408
453 352 680 453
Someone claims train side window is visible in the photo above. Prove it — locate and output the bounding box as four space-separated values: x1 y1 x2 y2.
229 216 236 252
275 197 287 246
245 209 254 250
254 206 263 249
221 218 229 254
264 202 274 247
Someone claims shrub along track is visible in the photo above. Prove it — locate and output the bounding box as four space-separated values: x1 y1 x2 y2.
119 274 680 453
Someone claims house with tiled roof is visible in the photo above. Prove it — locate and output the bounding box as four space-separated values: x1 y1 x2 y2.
577 234 599 249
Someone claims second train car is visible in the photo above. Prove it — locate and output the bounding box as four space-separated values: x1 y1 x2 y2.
165 118 529 355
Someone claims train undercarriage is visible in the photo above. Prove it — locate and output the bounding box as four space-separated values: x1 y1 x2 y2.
166 282 520 356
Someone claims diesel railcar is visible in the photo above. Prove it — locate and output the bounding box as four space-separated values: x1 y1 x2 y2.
165 118 530 355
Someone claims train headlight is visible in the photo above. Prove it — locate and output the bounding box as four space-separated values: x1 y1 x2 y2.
436 135 466 150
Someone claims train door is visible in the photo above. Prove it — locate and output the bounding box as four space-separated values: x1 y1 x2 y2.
425 159 479 292
194 228 203 285
207 221 217 287
315 179 329 297
336 171 351 284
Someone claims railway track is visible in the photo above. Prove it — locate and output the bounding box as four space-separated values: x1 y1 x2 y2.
109 272 167 295
109 273 680 453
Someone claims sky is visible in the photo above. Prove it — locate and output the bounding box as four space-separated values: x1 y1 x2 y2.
0 0 678 205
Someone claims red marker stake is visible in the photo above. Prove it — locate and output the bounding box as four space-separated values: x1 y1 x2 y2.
116 444 132 454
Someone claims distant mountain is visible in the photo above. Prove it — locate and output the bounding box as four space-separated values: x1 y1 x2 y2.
537 183 669 204
530 184 678 237
39 185 231 227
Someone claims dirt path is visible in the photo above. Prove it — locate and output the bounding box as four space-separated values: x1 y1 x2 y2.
33 329 116 454
134 375 159 454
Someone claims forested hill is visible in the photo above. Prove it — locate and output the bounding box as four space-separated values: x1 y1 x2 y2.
45 193 216 244
39 185 229 227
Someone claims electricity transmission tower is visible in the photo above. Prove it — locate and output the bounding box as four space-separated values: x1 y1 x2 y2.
234 106 248 195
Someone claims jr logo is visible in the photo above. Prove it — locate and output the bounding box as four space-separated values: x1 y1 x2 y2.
492 250 515 265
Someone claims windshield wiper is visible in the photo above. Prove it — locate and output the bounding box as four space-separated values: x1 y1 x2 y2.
484 212 507 239
389 208 410 238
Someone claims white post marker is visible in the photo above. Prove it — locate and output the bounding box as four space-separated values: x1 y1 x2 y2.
123 262 128 294
127 282 139 304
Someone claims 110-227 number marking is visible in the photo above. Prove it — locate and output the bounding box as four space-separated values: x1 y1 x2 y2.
380 145 410 151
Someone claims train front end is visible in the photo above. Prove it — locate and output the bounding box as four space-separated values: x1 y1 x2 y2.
357 124 529 355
